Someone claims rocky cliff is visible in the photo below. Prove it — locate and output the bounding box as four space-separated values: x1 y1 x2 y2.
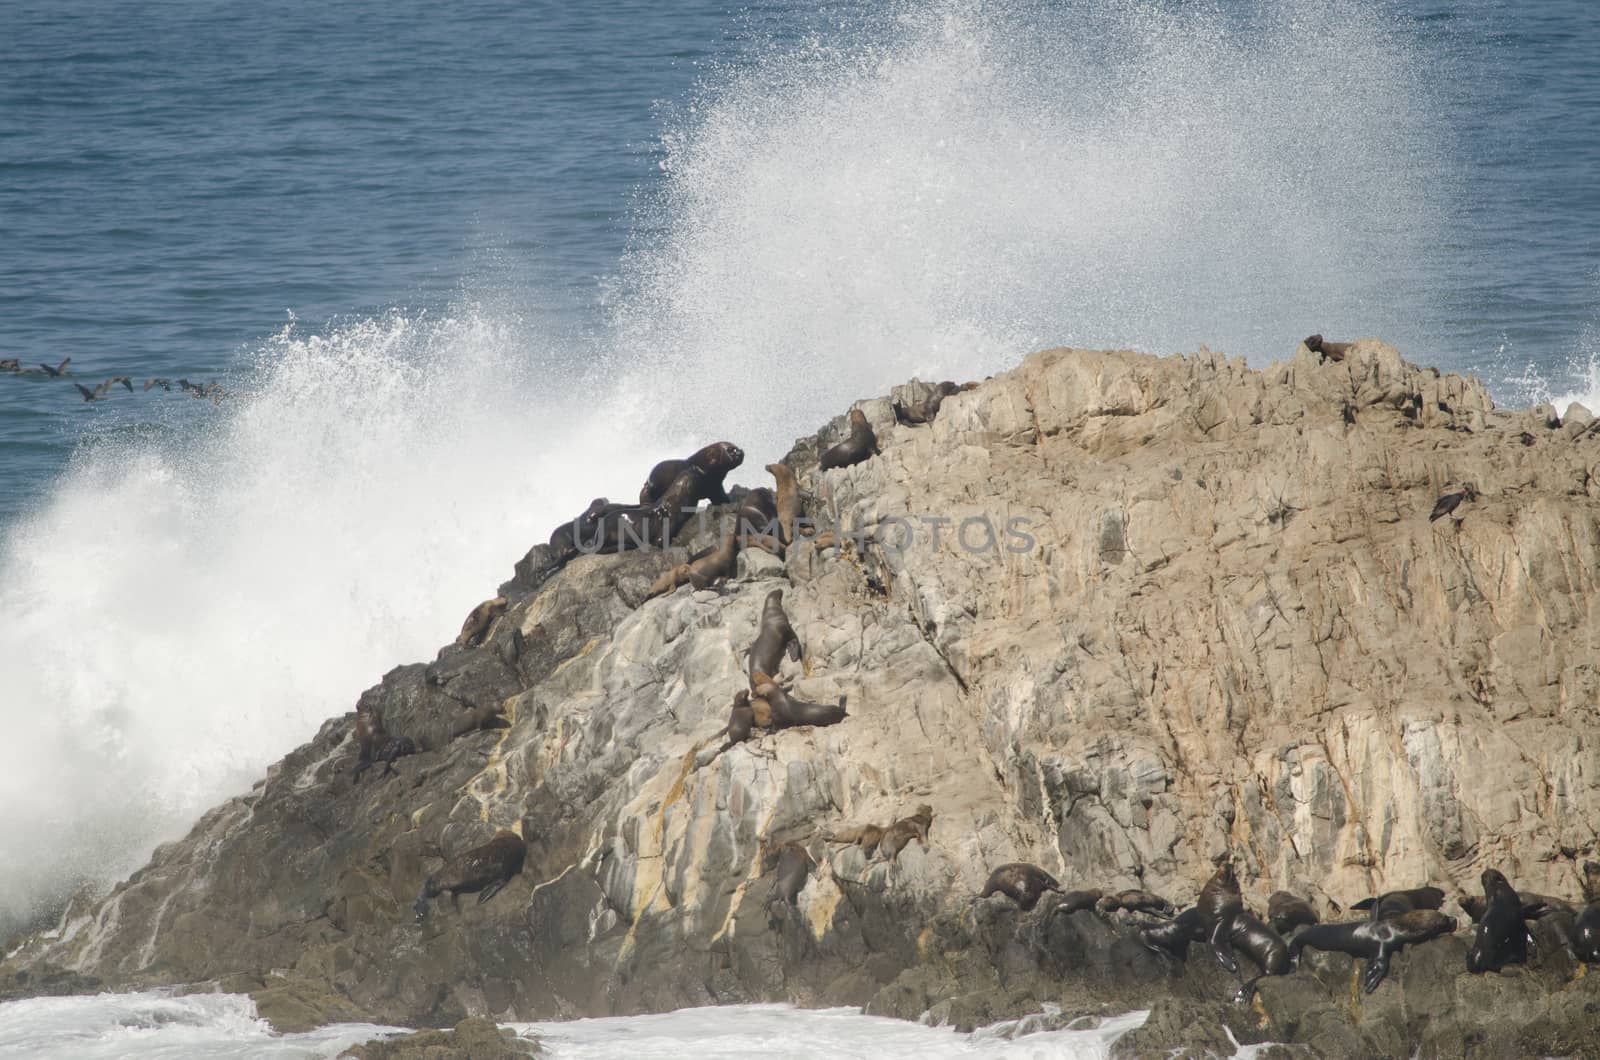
6 341 1600 1056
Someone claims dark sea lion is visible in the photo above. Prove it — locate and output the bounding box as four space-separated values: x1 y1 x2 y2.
455 596 508 649
1303 334 1351 363
877 805 932 861
1428 484 1477 523
548 497 609 562
716 689 756 754
734 487 783 552
1467 868 1532 973
748 589 801 680
766 463 804 546
818 408 880 470
1267 891 1319 934
763 841 815 916
1197 860 1245 972
1459 893 1558 923
1575 904 1600 964
1584 861 1600 905
1099 889 1175 917
40 357 70 377
1141 907 1208 958
1053 888 1103 916
1351 885 1445 920
1292 910 1457 993
979 863 1063 911
639 441 745 505
413 830 526 921
753 677 847 730
893 381 960 427
593 469 704 552
1228 912 1291 976
825 822 885 853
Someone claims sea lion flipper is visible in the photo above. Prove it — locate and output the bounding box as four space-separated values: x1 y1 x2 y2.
786 636 801 662
1209 917 1238 973
478 879 507 904
1363 949 1392 994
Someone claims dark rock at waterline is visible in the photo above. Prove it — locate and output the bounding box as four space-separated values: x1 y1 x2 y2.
7 344 1600 1056
341 1016 542 1059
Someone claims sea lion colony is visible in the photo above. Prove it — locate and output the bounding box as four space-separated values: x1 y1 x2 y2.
331 346 1600 1013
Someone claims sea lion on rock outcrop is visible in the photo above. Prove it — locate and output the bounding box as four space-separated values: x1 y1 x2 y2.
447 701 510 740
818 409 879 470
1467 869 1533 973
979 863 1063 912
1303 334 1351 363
1352 885 1445 920
413 830 526 921
639 441 744 506
455 596 508 649
645 529 741 600
876 805 932 861
893 381 960 426
1097 890 1175 917
1268 891 1319 934
748 589 801 680
1227 912 1291 976
1428 484 1477 523
1141 907 1208 958
548 497 609 564
592 469 705 553
1291 910 1457 993
1196 860 1246 972
1053 888 1104 916
825 822 885 854
1576 861 1600 963
352 708 417 781
763 841 814 919
766 463 804 546
718 689 756 753
751 674 847 729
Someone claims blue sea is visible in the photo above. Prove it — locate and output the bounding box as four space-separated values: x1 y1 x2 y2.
0 0 1596 1010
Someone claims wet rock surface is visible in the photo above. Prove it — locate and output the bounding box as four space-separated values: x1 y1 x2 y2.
6 341 1600 1055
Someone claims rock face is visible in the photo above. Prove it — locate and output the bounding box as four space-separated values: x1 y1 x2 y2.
7 341 1600 1054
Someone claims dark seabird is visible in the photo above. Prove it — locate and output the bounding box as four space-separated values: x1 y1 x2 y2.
40 357 71 377
1429 484 1477 522
73 383 104 402
0 358 20 373
144 377 172 391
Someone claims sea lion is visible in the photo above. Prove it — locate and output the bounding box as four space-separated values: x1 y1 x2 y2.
448 701 510 740
763 841 815 915
639 441 744 506
892 381 960 427
548 497 609 562
766 463 804 546
455 596 508 649
1303 334 1351 363
825 822 885 854
752 676 847 729
877 805 933 861
718 689 756 753
1228 912 1292 976
1142 907 1208 959
1054 888 1104 916
818 409 880 470
1098 890 1176 917
1292 910 1457 993
748 589 801 680
1466 868 1532 973
735 487 783 553
1267 891 1319 934
1197 860 1246 972
1459 893 1562 923
979 863 1062 911
1584 860 1600 905
1574 867 1600 964
352 708 416 780
1351 885 1446 921
1428 484 1477 522
645 530 741 600
413 830 526 921
592 469 705 553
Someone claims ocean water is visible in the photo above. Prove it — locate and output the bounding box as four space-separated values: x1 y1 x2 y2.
0 0 1596 993
0 993 1147 1059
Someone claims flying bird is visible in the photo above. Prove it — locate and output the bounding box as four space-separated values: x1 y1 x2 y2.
40 357 71 377
144 377 172 391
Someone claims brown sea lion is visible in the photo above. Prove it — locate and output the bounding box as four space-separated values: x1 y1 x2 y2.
1292 910 1457 992
1352 885 1445 920
877 805 933 861
1268 891 1319 934
824 822 885 853
455 596 508 649
718 689 756 753
1467 868 1531 973
1098 889 1175 917
1428 484 1477 522
979 863 1063 911
766 463 804 546
748 589 801 680
448 701 510 740
639 441 744 506
892 381 960 426
752 676 847 730
646 529 741 600
734 486 784 553
763 841 815 916
1303 334 1351 363
352 707 416 780
413 830 526 921
818 409 880 470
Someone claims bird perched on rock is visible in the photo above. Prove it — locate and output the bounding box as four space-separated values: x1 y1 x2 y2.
1429 484 1477 522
